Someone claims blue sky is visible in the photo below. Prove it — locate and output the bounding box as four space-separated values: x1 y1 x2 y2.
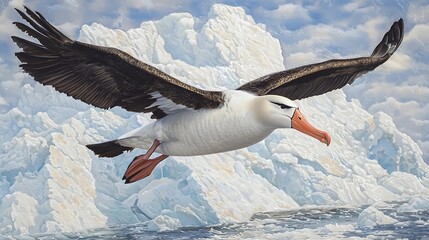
0 0 428 160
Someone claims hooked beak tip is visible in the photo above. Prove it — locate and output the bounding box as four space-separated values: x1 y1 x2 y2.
322 131 331 146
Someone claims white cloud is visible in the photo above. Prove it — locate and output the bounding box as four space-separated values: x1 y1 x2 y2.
357 16 390 44
279 22 369 69
269 3 311 21
407 2 429 24
368 97 417 123
403 24 429 53
124 0 193 14
0 0 25 40
57 22 81 37
364 82 429 103
284 52 319 68
343 0 370 12
0 96 6 107
0 67 27 112
380 52 414 72
126 0 147 9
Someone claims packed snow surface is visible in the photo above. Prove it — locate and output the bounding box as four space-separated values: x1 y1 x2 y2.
1 4 429 235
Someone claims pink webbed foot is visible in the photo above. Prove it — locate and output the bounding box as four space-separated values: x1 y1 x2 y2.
122 139 169 184
123 154 168 183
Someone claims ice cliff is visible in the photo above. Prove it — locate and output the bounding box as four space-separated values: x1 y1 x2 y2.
1 4 428 235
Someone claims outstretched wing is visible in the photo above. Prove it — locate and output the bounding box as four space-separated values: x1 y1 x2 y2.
12 6 224 119
237 19 404 100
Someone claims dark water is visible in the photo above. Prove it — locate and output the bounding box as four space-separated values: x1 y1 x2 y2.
18 203 429 239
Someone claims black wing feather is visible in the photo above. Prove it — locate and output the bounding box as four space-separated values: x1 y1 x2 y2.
237 19 404 100
12 6 224 119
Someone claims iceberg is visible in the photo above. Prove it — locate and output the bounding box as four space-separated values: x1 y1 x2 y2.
357 205 398 228
1 4 428 235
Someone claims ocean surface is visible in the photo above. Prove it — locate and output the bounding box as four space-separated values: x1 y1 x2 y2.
17 202 429 240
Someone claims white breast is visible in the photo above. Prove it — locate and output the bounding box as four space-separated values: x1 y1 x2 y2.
121 91 274 156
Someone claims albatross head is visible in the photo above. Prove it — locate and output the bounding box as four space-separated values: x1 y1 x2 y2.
255 95 331 146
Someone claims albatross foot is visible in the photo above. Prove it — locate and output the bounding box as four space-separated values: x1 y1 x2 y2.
122 139 169 183
123 154 168 183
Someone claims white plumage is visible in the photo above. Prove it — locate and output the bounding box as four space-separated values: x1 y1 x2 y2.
119 90 273 156
146 91 190 114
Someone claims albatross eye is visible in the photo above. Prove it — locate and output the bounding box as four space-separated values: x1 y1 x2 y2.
270 101 292 109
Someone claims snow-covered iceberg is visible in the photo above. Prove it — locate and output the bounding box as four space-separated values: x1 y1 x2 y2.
1 4 429 235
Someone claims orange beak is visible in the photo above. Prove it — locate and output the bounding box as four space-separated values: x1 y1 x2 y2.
291 109 331 146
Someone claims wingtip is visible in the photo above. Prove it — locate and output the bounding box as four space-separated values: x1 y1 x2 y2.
396 18 404 31
23 6 33 16
396 18 405 43
10 35 19 42
394 18 404 30
14 7 26 17
370 18 404 58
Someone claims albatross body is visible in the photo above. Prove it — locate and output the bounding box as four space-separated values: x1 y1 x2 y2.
118 91 298 156
12 6 404 183
120 91 272 156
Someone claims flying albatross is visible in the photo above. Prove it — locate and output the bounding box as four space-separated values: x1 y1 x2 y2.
12 7 404 183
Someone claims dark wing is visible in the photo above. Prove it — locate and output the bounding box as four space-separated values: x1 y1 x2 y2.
11 6 224 119
237 19 404 100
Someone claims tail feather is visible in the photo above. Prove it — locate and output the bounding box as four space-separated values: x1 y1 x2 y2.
86 140 133 158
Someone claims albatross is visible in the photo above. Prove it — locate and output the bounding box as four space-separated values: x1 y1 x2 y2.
12 7 404 183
